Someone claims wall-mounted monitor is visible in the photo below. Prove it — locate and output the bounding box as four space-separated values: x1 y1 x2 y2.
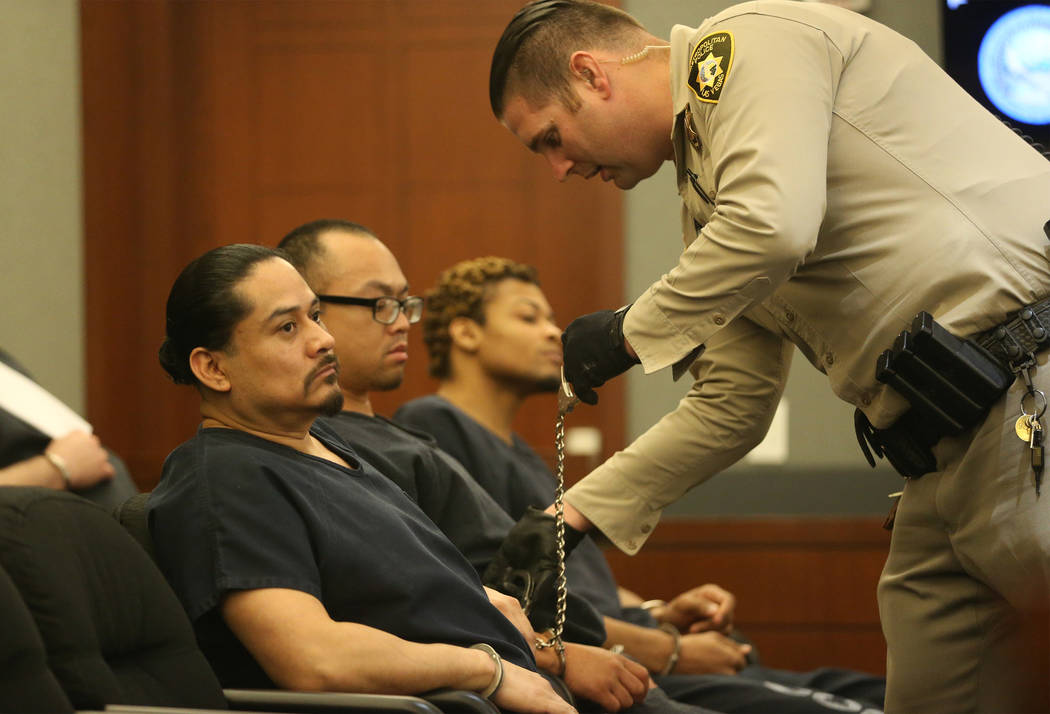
943 1 1050 149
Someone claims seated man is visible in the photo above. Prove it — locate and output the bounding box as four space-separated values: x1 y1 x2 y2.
395 256 886 712
279 221 881 714
0 347 137 507
147 243 577 714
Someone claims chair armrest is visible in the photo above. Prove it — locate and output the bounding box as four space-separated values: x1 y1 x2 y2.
420 689 499 714
103 706 275 714
223 688 441 713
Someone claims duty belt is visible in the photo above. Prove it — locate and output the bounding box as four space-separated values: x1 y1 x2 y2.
858 300 1050 481
975 295 1050 367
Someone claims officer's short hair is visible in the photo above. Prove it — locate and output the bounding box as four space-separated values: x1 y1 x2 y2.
423 257 540 379
489 0 645 118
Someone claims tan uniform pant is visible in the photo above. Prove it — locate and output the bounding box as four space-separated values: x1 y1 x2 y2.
879 356 1050 713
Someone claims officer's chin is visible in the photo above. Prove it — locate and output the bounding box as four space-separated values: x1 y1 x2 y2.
616 160 663 189
613 172 642 190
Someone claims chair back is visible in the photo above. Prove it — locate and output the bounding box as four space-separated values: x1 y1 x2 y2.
0 487 227 711
0 560 73 713
112 491 155 561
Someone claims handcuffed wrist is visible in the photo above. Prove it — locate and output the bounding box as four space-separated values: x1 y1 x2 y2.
658 623 682 676
43 452 72 489
534 630 567 678
469 643 504 699
639 599 667 613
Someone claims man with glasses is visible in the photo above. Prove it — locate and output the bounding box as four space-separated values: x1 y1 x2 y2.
278 219 423 417
278 219 520 574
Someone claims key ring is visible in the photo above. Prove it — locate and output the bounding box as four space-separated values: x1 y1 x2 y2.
1020 388 1047 422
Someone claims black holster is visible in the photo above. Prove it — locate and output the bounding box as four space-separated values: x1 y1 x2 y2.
855 409 938 479
858 311 1014 478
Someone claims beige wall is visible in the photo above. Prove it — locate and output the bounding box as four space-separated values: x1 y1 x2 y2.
621 0 942 512
0 0 83 412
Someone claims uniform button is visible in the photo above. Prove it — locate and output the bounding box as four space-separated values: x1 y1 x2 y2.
640 524 651 533
1022 308 1034 320
784 310 795 322
825 352 835 366
861 393 872 406
713 315 726 326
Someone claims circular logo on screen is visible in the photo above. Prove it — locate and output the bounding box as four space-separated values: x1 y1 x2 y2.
978 4 1050 126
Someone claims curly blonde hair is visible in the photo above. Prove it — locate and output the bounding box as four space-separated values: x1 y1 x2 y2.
423 257 540 378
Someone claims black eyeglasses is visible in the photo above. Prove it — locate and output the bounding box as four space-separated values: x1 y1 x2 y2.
317 295 424 325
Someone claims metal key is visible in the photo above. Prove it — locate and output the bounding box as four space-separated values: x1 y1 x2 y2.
1030 417 1044 495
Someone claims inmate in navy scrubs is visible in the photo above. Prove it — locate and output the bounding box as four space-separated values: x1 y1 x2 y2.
149 421 534 688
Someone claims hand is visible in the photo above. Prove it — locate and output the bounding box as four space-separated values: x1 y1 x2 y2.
561 307 639 405
659 584 736 634
484 586 537 643
45 431 115 489
493 660 577 714
482 507 585 630
561 643 649 712
675 631 751 676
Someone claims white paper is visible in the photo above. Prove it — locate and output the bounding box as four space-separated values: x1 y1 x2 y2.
0 361 92 438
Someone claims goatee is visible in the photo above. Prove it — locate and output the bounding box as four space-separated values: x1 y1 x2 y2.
319 390 344 417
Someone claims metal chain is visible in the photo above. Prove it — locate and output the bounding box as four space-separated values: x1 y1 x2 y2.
533 395 571 674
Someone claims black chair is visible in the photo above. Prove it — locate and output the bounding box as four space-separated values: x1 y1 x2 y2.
0 487 491 714
0 561 73 713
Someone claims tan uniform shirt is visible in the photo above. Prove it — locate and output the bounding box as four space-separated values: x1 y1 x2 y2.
565 0 1050 554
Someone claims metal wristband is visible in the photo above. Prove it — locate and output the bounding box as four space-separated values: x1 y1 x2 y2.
470 643 504 699
43 452 72 489
534 630 567 677
658 623 682 676
553 639 566 678
639 599 667 613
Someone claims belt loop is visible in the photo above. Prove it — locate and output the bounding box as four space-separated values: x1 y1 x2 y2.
993 325 1025 362
1020 306 1050 347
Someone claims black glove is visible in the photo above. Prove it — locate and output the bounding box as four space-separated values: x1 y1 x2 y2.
482 506 586 632
561 306 640 405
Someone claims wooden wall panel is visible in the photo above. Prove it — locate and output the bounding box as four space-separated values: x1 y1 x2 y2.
82 0 624 488
604 518 891 676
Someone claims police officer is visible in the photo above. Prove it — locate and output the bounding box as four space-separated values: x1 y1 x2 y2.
488 1 1050 712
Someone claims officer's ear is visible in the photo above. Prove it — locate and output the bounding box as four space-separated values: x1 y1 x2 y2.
189 347 232 393
448 317 483 354
569 52 610 98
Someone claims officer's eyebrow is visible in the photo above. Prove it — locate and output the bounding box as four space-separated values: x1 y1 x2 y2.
527 122 556 153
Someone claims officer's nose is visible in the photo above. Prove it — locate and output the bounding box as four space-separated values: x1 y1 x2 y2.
548 154 574 182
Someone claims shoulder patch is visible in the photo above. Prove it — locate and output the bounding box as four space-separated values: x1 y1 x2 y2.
687 31 734 104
